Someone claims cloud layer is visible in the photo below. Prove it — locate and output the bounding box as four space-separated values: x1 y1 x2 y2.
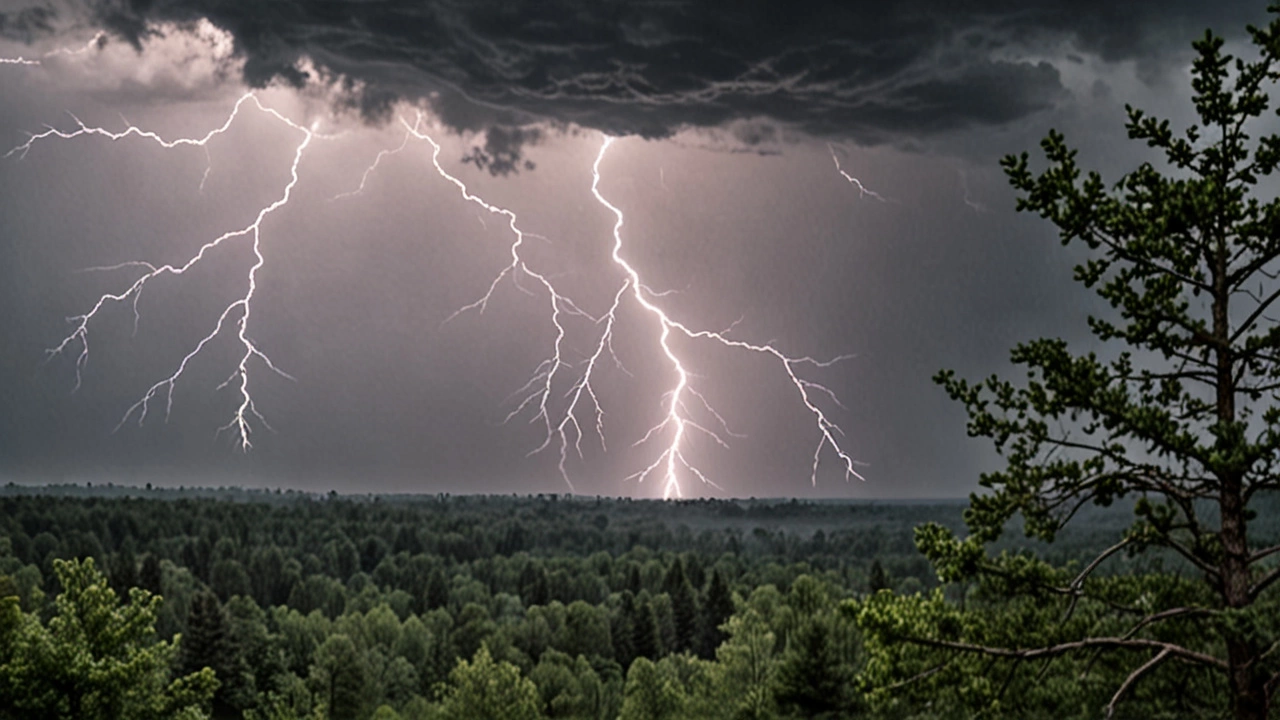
5 0 1270 164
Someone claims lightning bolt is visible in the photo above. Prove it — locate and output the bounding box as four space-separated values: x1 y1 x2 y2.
592 136 864 498
12 74 864 495
1 32 105 66
829 143 889 202
331 119 418 201
395 115 600 491
345 124 862 497
11 93 316 450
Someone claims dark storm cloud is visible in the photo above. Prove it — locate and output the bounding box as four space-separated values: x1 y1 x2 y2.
5 0 1268 170
0 5 54 38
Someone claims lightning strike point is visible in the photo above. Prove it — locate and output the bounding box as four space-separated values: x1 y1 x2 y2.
593 136 864 499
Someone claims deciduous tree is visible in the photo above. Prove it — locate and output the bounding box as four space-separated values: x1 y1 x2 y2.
0 557 216 720
440 646 543 720
712 611 778 720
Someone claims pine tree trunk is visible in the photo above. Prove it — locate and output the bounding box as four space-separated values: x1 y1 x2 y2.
1214 241 1269 720
1221 478 1267 719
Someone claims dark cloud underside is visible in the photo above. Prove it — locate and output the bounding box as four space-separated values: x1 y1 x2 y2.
5 1 1269 156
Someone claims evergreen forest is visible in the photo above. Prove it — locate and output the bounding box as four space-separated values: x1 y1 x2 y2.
0 485 1239 719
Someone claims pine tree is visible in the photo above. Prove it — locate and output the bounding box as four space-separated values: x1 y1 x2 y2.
859 9 1280 718
774 619 846 717
614 592 638 670
632 599 661 662
425 567 449 611
684 555 706 591
519 562 550 608
695 570 733 659
182 590 243 716
108 542 138 598
868 559 889 593
662 560 697 654
139 553 163 596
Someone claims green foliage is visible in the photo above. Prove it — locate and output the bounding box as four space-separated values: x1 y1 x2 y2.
310 633 370 720
0 488 1078 718
439 645 543 720
712 611 778 719
853 579 1231 719
529 649 621 719
860 6 1280 719
632 598 662 662
662 560 697 654
183 589 248 714
243 695 327 720
774 616 852 717
696 569 734 659
0 557 216 720
559 600 614 663
619 657 686 720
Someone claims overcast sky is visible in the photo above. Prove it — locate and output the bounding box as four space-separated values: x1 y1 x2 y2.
0 0 1274 499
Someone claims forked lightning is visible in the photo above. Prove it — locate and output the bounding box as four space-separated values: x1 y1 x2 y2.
9 81 865 495
9 93 315 450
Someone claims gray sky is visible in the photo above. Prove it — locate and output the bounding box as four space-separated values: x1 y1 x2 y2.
0 0 1273 498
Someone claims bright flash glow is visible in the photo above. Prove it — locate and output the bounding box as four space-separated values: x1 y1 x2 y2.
11 93 315 450
592 136 864 498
